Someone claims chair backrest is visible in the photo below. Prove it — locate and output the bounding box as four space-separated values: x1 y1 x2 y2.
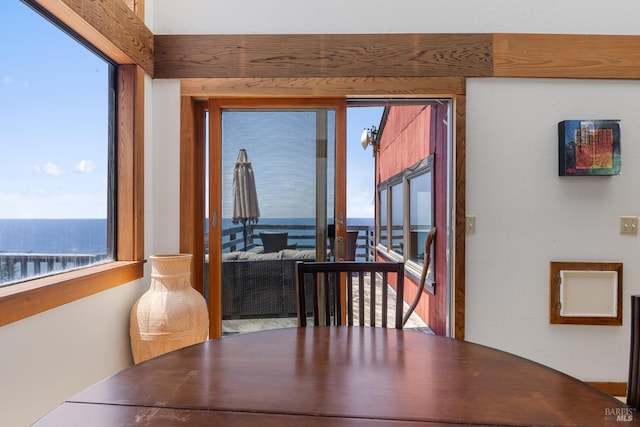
295 261 405 328
260 232 289 253
628 295 640 409
345 230 359 261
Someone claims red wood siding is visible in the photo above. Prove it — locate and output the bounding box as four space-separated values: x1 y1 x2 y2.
377 105 432 178
376 104 449 335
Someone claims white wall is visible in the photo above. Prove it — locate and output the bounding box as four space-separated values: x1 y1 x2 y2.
149 79 182 254
465 78 640 381
0 280 146 426
153 0 640 35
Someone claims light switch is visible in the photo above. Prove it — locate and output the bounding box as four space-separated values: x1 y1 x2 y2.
466 216 476 233
620 216 638 235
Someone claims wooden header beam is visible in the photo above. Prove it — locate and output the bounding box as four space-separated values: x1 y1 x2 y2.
155 33 493 79
493 33 640 79
156 32 640 82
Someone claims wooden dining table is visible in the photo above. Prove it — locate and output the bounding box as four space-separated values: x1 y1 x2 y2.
34 327 637 426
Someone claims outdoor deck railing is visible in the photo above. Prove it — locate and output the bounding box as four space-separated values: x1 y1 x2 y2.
222 223 375 262
0 253 109 286
1 223 376 286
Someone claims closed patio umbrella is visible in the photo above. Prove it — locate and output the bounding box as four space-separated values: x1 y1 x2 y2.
232 148 260 250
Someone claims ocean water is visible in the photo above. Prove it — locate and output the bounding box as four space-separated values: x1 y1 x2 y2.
220 217 374 253
0 218 374 255
0 218 375 285
221 217 374 230
0 219 108 254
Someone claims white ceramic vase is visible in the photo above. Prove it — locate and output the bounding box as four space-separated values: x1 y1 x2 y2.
130 254 208 364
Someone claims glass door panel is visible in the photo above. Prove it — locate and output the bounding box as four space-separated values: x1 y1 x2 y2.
221 109 335 255
210 103 342 335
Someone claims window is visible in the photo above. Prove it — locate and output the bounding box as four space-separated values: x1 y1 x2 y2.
0 2 115 286
390 183 404 255
0 1 145 327
379 188 388 248
378 155 434 282
408 171 432 266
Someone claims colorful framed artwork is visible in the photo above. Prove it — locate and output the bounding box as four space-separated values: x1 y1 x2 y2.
558 120 621 176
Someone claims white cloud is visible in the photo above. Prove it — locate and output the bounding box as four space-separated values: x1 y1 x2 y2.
347 186 375 219
44 163 65 176
34 162 65 176
74 160 94 173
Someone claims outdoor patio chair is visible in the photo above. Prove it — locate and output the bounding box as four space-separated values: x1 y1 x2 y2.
260 232 289 253
345 230 359 261
295 261 405 328
327 227 359 261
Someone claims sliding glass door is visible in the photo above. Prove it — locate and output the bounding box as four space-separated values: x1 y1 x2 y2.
208 99 346 337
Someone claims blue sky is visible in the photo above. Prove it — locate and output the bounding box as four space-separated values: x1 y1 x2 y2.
2 1 382 220
221 107 382 221
0 1 109 219
345 107 383 218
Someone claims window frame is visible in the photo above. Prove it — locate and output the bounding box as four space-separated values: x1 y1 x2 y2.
0 3 145 328
377 155 435 289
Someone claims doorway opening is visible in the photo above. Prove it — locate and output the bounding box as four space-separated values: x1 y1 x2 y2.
196 98 452 337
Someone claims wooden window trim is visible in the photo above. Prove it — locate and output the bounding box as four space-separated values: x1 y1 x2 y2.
0 64 145 328
0 262 143 327
180 97 207 296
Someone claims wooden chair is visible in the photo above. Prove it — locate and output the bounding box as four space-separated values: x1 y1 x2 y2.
295 261 405 328
628 295 640 409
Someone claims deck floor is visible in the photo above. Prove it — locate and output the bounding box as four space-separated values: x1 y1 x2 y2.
223 275 431 335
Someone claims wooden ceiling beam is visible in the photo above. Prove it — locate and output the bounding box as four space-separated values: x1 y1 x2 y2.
155 34 493 79
157 32 640 82
494 33 640 79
